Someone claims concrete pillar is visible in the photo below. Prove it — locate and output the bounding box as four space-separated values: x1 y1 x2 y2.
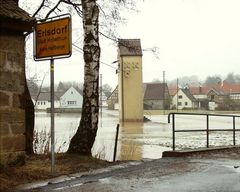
118 39 143 122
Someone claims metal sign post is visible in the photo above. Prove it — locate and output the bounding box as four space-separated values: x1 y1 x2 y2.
50 59 55 176
100 74 102 127
33 14 72 176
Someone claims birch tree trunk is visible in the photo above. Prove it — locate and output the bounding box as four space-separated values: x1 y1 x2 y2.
68 0 100 155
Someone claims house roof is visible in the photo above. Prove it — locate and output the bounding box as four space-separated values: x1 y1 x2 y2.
144 83 168 100
220 81 240 94
0 0 35 32
189 86 212 95
189 81 240 95
0 0 34 22
207 88 227 96
181 88 197 102
107 83 170 102
118 39 142 56
107 86 118 101
33 92 64 101
168 86 178 96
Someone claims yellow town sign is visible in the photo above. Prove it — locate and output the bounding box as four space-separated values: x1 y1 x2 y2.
34 16 71 60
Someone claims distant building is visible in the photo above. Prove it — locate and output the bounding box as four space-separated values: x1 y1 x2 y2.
206 88 228 110
189 86 210 109
143 83 170 110
60 87 83 108
32 92 63 110
107 83 170 110
188 81 240 110
107 86 119 110
172 88 198 110
32 87 83 111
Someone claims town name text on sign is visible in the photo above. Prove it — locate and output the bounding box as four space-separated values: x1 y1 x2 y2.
34 16 71 60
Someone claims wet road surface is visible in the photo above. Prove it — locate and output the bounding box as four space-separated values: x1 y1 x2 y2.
19 154 240 192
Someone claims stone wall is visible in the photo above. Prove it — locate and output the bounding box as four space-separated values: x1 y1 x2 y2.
0 33 26 165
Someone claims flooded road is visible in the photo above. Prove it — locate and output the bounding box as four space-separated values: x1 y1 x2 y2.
34 110 240 161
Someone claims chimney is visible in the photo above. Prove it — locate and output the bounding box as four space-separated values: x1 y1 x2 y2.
199 86 202 94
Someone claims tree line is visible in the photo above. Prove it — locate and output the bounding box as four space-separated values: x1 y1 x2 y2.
27 79 113 98
162 72 240 87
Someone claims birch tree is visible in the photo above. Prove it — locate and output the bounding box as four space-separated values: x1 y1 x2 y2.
67 0 101 155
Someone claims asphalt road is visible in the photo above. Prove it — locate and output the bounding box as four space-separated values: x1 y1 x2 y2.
18 154 240 192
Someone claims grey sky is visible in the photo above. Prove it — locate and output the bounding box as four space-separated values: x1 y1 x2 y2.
23 0 240 88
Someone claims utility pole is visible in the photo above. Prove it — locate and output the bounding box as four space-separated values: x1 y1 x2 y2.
50 59 55 176
163 71 165 115
177 78 179 112
100 74 102 127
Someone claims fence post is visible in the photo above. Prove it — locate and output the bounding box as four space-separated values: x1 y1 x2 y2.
233 116 236 146
113 124 120 162
206 114 209 148
172 114 175 151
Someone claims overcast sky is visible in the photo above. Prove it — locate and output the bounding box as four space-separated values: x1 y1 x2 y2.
23 0 240 88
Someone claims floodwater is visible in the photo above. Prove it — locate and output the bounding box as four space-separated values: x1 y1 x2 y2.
34 110 240 161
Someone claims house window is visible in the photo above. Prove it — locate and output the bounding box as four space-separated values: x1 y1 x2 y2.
178 102 182 106
71 91 73 94
68 101 76 105
185 102 188 106
178 95 182 99
211 95 214 100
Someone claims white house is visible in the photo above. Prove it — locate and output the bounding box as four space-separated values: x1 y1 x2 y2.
33 92 62 110
172 88 198 110
60 86 83 108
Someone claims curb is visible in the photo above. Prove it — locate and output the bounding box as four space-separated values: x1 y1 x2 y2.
15 161 143 191
162 145 240 157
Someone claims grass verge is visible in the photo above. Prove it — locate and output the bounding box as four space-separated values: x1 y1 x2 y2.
0 153 115 191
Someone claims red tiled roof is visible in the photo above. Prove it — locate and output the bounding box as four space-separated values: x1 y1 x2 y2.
189 86 212 95
221 81 240 93
168 86 178 96
189 81 240 95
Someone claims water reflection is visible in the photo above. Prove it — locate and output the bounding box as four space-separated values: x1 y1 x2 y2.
119 122 143 161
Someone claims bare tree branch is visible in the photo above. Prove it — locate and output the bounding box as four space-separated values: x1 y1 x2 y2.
62 0 82 17
62 0 81 7
32 0 46 18
99 31 118 43
45 0 63 19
